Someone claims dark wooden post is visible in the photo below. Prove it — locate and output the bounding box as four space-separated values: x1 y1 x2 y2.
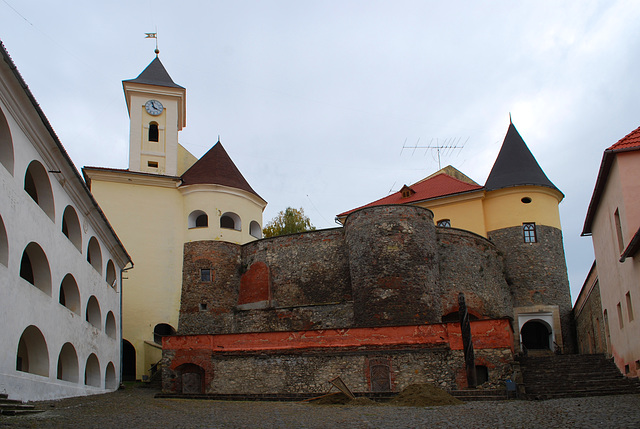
458 292 477 388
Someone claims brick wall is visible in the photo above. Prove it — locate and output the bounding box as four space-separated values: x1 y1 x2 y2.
162 320 514 394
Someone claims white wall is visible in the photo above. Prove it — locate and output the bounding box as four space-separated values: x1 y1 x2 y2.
0 91 123 401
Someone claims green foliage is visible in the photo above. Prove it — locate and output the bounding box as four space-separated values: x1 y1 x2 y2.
263 207 315 238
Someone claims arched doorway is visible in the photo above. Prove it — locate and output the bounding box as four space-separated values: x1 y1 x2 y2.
122 340 136 381
176 363 205 394
521 320 552 350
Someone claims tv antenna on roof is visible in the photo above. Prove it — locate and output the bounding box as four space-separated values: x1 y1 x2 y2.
401 137 468 170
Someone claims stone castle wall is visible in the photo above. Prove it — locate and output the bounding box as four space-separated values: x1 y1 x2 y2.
162 320 515 394
488 225 575 352
178 205 514 335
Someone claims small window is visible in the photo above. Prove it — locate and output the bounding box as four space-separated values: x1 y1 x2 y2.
521 197 532 204
614 208 624 253
523 223 536 243
437 219 451 228
617 302 624 329
201 269 211 282
626 292 634 322
148 161 158 168
149 123 159 142
625 364 630 374
199 303 207 311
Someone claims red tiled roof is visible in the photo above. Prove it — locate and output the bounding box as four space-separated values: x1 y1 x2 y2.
583 124 640 235
337 173 483 218
608 125 640 151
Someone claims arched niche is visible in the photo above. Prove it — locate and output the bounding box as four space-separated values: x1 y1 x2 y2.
85 353 101 387
220 212 241 231
0 214 8 267
59 273 81 315
105 362 117 390
57 342 79 383
86 296 102 330
105 260 117 289
249 220 262 239
24 160 55 221
0 106 14 175
20 242 52 296
62 206 82 251
153 323 176 345
87 236 102 274
105 311 117 339
188 210 208 229
16 325 49 376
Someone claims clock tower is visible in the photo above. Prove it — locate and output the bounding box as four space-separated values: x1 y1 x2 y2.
123 55 186 176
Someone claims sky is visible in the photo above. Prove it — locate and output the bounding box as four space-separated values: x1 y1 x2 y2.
1 1 639 303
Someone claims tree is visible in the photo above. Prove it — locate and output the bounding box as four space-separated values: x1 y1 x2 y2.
263 207 315 238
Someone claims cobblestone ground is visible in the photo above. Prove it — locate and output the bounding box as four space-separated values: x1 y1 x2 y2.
2 388 640 428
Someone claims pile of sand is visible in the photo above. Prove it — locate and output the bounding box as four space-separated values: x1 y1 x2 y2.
308 383 461 407
389 384 462 407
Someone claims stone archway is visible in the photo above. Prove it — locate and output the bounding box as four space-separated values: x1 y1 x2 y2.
521 320 552 350
176 363 205 394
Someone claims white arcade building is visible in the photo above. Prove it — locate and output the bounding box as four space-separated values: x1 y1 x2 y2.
0 40 132 401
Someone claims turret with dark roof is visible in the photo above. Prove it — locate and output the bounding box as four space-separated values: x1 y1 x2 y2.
180 141 264 202
123 56 184 89
484 123 560 194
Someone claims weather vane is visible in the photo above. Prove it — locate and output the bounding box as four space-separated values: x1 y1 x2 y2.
145 30 159 55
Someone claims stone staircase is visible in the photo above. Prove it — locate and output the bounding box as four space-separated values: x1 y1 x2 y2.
517 353 640 400
0 393 42 416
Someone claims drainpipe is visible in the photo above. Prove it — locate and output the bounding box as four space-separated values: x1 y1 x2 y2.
119 262 134 387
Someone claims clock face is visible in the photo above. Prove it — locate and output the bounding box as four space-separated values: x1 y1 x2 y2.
145 99 164 116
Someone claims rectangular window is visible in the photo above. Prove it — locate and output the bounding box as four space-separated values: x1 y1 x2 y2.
200 269 211 282
148 161 159 168
617 302 624 329
523 223 537 243
614 208 624 253
626 292 634 321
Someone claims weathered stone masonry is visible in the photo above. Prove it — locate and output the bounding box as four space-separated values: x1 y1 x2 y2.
166 204 572 395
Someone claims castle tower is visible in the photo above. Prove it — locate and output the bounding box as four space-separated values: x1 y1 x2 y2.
483 123 574 353
122 56 187 176
179 141 267 244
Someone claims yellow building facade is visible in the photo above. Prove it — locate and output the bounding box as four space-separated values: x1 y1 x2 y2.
84 55 266 379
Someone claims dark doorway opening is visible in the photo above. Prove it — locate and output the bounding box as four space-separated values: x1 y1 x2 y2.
521 321 551 350
122 339 136 381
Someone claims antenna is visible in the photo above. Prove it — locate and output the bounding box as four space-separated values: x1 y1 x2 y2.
401 137 468 170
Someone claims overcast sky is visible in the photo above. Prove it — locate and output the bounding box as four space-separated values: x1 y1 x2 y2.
2 1 639 303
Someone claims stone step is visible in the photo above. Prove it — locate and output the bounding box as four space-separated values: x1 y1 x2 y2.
518 353 640 399
450 389 508 402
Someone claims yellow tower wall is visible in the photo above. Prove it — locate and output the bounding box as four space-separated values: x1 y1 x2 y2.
181 184 266 243
88 174 185 377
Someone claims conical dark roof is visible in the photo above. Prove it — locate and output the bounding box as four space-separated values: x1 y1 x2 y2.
180 141 263 200
484 123 560 193
123 56 184 89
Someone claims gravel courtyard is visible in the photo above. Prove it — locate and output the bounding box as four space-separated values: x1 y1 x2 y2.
2 387 640 428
